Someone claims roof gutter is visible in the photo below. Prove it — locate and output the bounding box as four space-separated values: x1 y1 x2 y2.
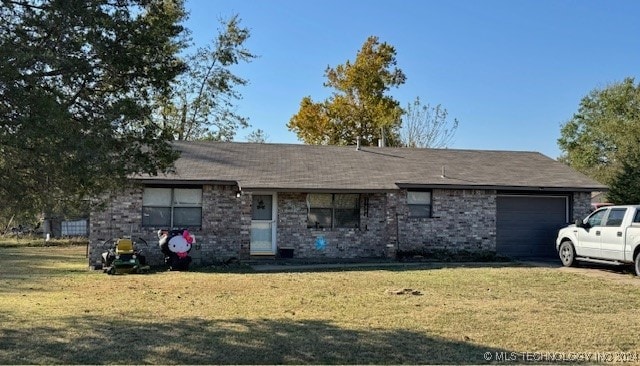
133 178 239 186
131 178 607 193
240 187 397 194
395 183 608 192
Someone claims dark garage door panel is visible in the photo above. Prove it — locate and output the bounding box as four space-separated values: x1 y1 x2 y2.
496 196 568 259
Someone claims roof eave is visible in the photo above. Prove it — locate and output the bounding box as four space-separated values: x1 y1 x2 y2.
240 187 396 194
395 183 608 192
130 178 607 193
134 178 238 186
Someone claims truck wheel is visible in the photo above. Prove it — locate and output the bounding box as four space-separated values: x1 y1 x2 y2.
559 241 576 267
634 252 640 277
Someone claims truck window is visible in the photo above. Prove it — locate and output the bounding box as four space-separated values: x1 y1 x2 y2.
604 208 627 227
586 209 607 227
634 210 640 223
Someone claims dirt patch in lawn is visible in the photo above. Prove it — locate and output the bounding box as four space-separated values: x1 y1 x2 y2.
521 258 640 286
558 263 640 286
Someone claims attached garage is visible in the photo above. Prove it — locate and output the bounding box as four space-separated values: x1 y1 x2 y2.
496 195 570 259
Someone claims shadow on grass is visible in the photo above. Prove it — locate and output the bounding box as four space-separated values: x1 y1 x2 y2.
570 261 637 276
0 316 515 364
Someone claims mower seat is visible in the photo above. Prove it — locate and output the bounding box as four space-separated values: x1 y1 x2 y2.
116 239 134 255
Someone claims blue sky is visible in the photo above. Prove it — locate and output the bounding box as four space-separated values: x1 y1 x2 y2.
183 0 639 159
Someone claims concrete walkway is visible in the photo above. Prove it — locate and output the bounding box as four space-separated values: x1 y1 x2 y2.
250 260 528 272
252 261 421 272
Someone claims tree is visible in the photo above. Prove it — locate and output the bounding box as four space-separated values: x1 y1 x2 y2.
558 77 640 185
0 0 187 217
287 36 406 146
607 146 640 204
155 15 256 141
400 97 459 148
245 129 269 143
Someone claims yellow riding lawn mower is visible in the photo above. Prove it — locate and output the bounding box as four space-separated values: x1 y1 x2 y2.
100 236 150 275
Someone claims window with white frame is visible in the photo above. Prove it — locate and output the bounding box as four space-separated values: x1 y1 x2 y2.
307 193 360 229
142 187 202 227
407 191 431 218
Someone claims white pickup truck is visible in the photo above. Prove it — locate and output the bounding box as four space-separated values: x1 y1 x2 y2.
556 205 640 276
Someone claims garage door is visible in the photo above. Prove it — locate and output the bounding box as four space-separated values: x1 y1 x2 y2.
496 195 569 259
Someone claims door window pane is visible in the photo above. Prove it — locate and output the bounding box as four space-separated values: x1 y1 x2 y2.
251 221 273 252
252 195 273 220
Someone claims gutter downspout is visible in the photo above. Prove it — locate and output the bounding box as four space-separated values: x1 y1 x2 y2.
396 212 400 254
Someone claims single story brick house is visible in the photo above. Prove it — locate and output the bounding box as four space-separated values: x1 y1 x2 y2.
88 141 606 267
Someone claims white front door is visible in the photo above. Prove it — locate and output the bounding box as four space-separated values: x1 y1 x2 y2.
250 193 277 255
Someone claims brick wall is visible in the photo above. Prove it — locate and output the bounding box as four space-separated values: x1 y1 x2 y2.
395 189 497 253
276 192 390 258
274 189 497 258
572 192 592 222
90 185 592 266
89 187 150 267
197 184 246 263
89 184 246 268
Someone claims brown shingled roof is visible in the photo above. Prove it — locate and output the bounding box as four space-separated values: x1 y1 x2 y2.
137 141 606 192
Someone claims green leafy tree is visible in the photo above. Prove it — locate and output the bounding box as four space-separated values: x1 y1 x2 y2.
607 147 640 204
287 36 406 146
558 77 640 185
156 15 256 141
400 97 459 148
0 0 187 217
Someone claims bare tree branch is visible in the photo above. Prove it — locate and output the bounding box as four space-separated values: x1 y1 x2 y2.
400 97 459 148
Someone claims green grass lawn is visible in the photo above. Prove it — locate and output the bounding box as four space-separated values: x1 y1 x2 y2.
1 246 640 364
0 235 88 248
